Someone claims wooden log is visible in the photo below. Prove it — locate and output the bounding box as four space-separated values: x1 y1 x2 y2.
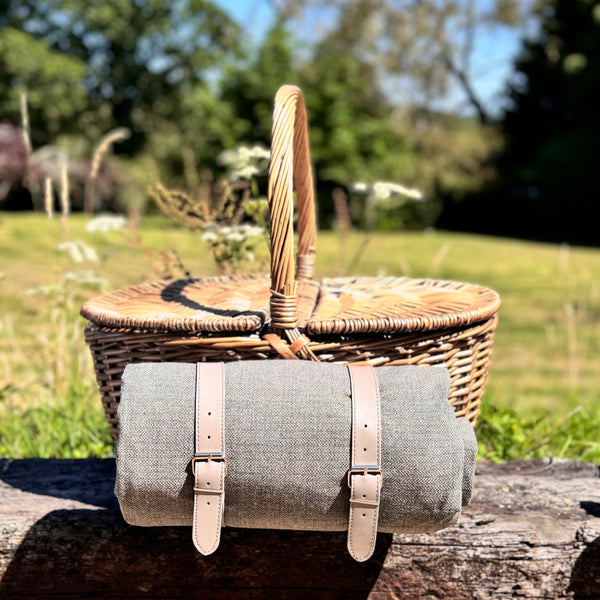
0 458 599 599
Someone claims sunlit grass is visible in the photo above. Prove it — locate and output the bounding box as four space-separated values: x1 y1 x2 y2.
1 212 599 460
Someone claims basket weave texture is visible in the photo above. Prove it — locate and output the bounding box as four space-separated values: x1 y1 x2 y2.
81 85 500 440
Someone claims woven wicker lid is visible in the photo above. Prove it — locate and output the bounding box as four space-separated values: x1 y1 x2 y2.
81 273 499 336
305 276 500 336
81 275 320 333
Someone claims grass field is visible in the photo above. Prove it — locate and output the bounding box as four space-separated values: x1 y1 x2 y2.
1 212 599 460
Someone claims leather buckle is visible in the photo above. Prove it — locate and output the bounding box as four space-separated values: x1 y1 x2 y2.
192 453 228 476
347 466 383 488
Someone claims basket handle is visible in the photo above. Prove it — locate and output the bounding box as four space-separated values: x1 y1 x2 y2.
268 85 317 335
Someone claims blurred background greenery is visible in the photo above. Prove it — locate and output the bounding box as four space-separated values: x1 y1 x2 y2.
1 0 598 243
0 0 599 460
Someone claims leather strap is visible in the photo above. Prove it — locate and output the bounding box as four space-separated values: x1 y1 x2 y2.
192 362 227 555
346 365 382 562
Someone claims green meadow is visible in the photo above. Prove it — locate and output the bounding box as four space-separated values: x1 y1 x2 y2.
1 213 598 461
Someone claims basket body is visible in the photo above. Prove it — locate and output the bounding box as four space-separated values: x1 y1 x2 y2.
81 86 500 440
84 275 498 440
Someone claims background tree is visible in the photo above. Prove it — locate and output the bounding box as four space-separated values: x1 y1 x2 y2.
299 36 416 227
501 0 599 244
220 18 300 145
270 0 539 123
0 28 88 145
1 0 241 161
451 0 600 244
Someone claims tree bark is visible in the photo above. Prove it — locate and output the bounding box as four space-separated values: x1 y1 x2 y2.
0 458 599 599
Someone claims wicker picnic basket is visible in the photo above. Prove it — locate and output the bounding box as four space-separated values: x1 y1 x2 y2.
81 85 500 440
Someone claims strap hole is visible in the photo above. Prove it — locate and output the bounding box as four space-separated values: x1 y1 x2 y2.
207 502 211 505
207 435 211 439
362 514 366 518
363 448 367 452
362 494 366 498
208 412 212 416
207 482 210 485
364 424 368 428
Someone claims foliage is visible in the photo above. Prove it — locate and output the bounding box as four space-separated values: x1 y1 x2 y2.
3 0 597 243
149 179 249 232
220 19 300 145
1 0 241 159
456 0 600 244
220 19 424 228
300 38 408 186
201 223 264 274
0 235 112 458
0 122 30 206
0 2 509 232
477 403 600 463
0 27 87 144
149 144 270 273
501 0 600 244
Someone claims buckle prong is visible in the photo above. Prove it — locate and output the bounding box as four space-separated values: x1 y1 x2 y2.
347 466 383 488
192 453 227 476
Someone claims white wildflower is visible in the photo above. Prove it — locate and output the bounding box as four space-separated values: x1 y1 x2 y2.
81 243 99 263
59 241 84 263
229 165 261 181
216 149 239 166
218 144 269 181
226 231 245 243
241 224 264 237
246 251 255 262
351 182 369 193
26 285 54 296
58 240 99 264
202 231 218 243
237 145 251 162
86 213 127 233
248 145 270 160
386 183 424 200
372 182 393 200
369 181 424 202
63 270 108 289
216 225 232 235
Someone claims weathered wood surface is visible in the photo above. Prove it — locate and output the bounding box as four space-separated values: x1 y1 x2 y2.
0 458 598 599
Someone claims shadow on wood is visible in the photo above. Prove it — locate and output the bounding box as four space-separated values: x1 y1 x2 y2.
0 510 391 599
1 458 600 599
568 536 600 600
0 459 390 599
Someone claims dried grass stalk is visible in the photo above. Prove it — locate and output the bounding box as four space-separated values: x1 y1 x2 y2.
84 128 131 214
332 187 352 231
60 161 70 232
20 90 31 154
44 177 53 218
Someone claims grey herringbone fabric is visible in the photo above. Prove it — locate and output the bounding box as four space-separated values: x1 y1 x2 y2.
115 361 477 533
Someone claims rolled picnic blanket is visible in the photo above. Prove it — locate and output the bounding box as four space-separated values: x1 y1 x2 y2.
115 361 477 534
